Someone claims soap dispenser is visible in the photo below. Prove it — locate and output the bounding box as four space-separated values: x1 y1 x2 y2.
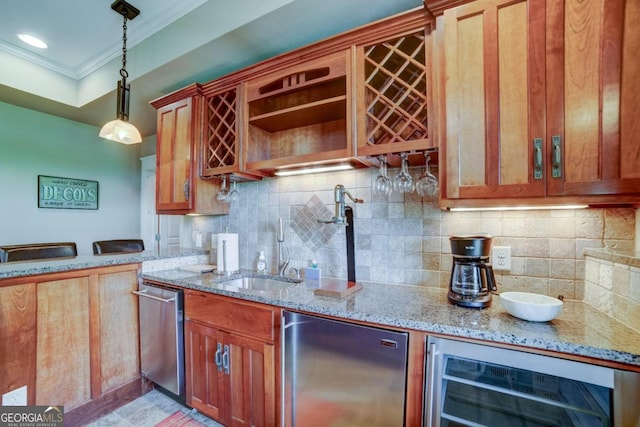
256 251 267 273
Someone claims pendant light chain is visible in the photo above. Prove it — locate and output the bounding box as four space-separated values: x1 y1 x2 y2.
120 16 129 79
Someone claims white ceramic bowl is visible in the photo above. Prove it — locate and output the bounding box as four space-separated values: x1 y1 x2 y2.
499 292 563 322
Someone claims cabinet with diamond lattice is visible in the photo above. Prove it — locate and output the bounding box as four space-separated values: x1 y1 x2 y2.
355 24 434 158
200 83 262 180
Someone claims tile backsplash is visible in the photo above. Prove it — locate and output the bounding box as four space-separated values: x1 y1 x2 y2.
191 167 636 300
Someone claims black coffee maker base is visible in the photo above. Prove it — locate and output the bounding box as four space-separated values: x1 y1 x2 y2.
448 291 492 309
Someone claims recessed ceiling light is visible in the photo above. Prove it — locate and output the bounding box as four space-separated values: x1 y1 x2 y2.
18 34 48 49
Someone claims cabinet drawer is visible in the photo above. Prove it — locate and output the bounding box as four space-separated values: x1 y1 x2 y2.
185 290 277 342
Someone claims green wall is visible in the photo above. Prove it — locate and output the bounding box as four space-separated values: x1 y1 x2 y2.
0 101 143 255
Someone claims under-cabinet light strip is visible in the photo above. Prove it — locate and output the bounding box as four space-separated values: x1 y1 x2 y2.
449 205 589 212
274 164 354 177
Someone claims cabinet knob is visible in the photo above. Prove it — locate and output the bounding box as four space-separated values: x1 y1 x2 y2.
184 180 190 200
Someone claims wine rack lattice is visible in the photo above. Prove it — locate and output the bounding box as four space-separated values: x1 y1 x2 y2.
364 31 428 147
204 89 237 171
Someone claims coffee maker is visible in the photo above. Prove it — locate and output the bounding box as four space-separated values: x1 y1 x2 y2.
448 235 497 308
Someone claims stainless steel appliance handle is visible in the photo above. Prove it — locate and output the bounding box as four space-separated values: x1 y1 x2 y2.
222 345 230 375
426 342 437 427
131 289 175 303
215 343 223 372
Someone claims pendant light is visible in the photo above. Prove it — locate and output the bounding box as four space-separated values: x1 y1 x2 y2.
99 0 142 144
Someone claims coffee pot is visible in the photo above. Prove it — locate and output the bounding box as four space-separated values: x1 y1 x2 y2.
448 235 497 308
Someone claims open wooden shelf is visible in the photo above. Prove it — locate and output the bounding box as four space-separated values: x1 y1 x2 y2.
249 95 346 132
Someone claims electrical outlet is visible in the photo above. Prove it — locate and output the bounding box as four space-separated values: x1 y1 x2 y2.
2 385 27 406
492 246 511 271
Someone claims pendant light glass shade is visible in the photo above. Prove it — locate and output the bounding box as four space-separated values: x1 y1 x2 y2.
99 119 142 144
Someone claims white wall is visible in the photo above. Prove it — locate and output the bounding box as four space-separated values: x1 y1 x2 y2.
0 101 143 255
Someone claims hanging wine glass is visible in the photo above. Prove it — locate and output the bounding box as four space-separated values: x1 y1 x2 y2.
393 152 414 193
216 175 229 202
373 155 392 197
416 152 439 199
228 180 239 202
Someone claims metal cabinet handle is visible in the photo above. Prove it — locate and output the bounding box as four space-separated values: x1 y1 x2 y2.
552 135 562 178
215 343 223 372
222 345 230 375
184 180 190 200
131 289 175 303
425 342 437 426
533 138 543 180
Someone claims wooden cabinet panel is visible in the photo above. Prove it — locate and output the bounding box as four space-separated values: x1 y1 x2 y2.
185 291 278 426
153 86 229 215
0 283 36 404
546 0 640 196
95 268 140 394
156 98 193 211
36 276 91 409
441 0 640 206
1 265 142 414
443 0 546 200
185 321 224 420
185 290 277 342
226 333 275 427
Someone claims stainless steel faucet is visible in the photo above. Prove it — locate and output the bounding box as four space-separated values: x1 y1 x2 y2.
319 184 363 226
277 218 289 276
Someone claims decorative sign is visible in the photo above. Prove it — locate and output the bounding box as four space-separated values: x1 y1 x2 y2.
38 175 99 210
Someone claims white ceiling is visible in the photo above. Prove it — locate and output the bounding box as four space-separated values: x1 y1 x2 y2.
0 0 423 138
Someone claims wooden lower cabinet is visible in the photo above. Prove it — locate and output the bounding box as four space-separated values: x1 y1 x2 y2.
37 276 91 408
0 283 37 405
0 264 141 415
185 291 277 427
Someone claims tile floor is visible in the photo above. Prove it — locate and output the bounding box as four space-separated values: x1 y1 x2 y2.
84 390 224 427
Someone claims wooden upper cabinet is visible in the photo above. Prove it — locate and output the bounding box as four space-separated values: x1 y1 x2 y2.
546 0 640 197
156 97 194 211
356 26 434 157
201 83 262 181
440 0 640 206
152 84 229 215
244 50 354 174
442 0 546 202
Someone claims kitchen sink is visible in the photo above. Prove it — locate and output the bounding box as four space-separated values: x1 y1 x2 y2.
219 276 301 293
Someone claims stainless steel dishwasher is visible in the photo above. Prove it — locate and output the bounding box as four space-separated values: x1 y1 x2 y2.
282 311 408 426
134 281 185 401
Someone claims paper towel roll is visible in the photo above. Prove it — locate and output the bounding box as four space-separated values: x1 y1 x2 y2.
216 233 239 273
